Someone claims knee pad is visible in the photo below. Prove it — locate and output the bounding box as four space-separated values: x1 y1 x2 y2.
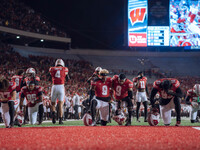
101 120 107 126
191 120 195 123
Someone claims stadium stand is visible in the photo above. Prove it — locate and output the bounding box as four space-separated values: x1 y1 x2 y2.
0 0 67 37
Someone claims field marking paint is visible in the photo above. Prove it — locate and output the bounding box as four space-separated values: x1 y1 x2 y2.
192 127 200 130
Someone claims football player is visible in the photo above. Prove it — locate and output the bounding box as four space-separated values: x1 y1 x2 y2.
150 78 183 126
87 67 102 104
133 72 149 122
49 59 68 124
87 67 102 84
0 78 16 128
185 84 200 123
90 69 112 126
21 68 43 124
20 81 43 125
11 69 24 124
112 73 133 126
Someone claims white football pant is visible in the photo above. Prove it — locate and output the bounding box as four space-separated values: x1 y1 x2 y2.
94 98 109 121
51 85 65 102
160 99 175 125
190 102 200 121
136 91 148 102
28 103 40 125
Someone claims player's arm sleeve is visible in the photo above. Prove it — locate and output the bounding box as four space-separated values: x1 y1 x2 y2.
185 95 191 105
10 90 16 100
128 90 133 99
66 74 70 82
150 88 158 106
175 87 183 98
168 87 183 98
20 77 26 88
20 92 25 110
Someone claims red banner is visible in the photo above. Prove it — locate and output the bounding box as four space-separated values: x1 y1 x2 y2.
129 33 147 46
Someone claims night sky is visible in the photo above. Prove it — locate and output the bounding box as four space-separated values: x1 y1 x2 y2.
20 0 127 50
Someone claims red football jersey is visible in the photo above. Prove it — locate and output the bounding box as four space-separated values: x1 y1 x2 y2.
49 67 68 85
91 77 112 98
153 78 180 99
186 89 199 103
21 86 43 107
11 75 23 92
112 75 133 100
133 76 147 89
25 76 40 85
0 81 16 102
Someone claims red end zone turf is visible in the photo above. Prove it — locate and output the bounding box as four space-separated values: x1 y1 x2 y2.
0 126 200 150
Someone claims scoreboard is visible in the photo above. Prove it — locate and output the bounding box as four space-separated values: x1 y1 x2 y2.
147 26 169 46
128 0 200 49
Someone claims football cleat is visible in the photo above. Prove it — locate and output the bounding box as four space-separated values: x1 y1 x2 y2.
91 121 97 126
175 121 181 126
52 114 56 124
59 118 64 124
125 120 131 126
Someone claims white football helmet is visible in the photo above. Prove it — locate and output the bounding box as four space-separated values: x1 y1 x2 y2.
95 67 102 73
55 59 65 67
113 111 127 125
26 68 36 74
193 84 200 96
148 108 160 126
83 113 92 126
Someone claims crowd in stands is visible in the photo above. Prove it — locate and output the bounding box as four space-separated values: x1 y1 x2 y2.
0 0 67 37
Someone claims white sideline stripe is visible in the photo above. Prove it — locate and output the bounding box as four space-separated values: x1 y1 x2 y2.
0 119 82 126
192 127 200 130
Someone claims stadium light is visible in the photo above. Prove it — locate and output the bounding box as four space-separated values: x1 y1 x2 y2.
40 39 44 42
16 36 20 39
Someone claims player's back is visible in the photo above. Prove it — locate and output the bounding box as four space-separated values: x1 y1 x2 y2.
49 66 68 85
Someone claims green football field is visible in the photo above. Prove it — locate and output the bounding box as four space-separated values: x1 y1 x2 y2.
1 117 200 128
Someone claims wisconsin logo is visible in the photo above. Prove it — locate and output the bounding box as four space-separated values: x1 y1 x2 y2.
129 8 146 25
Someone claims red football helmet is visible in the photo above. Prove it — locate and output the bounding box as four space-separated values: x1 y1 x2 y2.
83 113 92 126
148 108 160 126
113 111 127 125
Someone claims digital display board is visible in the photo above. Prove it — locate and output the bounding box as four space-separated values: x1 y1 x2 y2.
170 0 200 49
128 0 200 49
128 0 148 47
147 26 169 46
